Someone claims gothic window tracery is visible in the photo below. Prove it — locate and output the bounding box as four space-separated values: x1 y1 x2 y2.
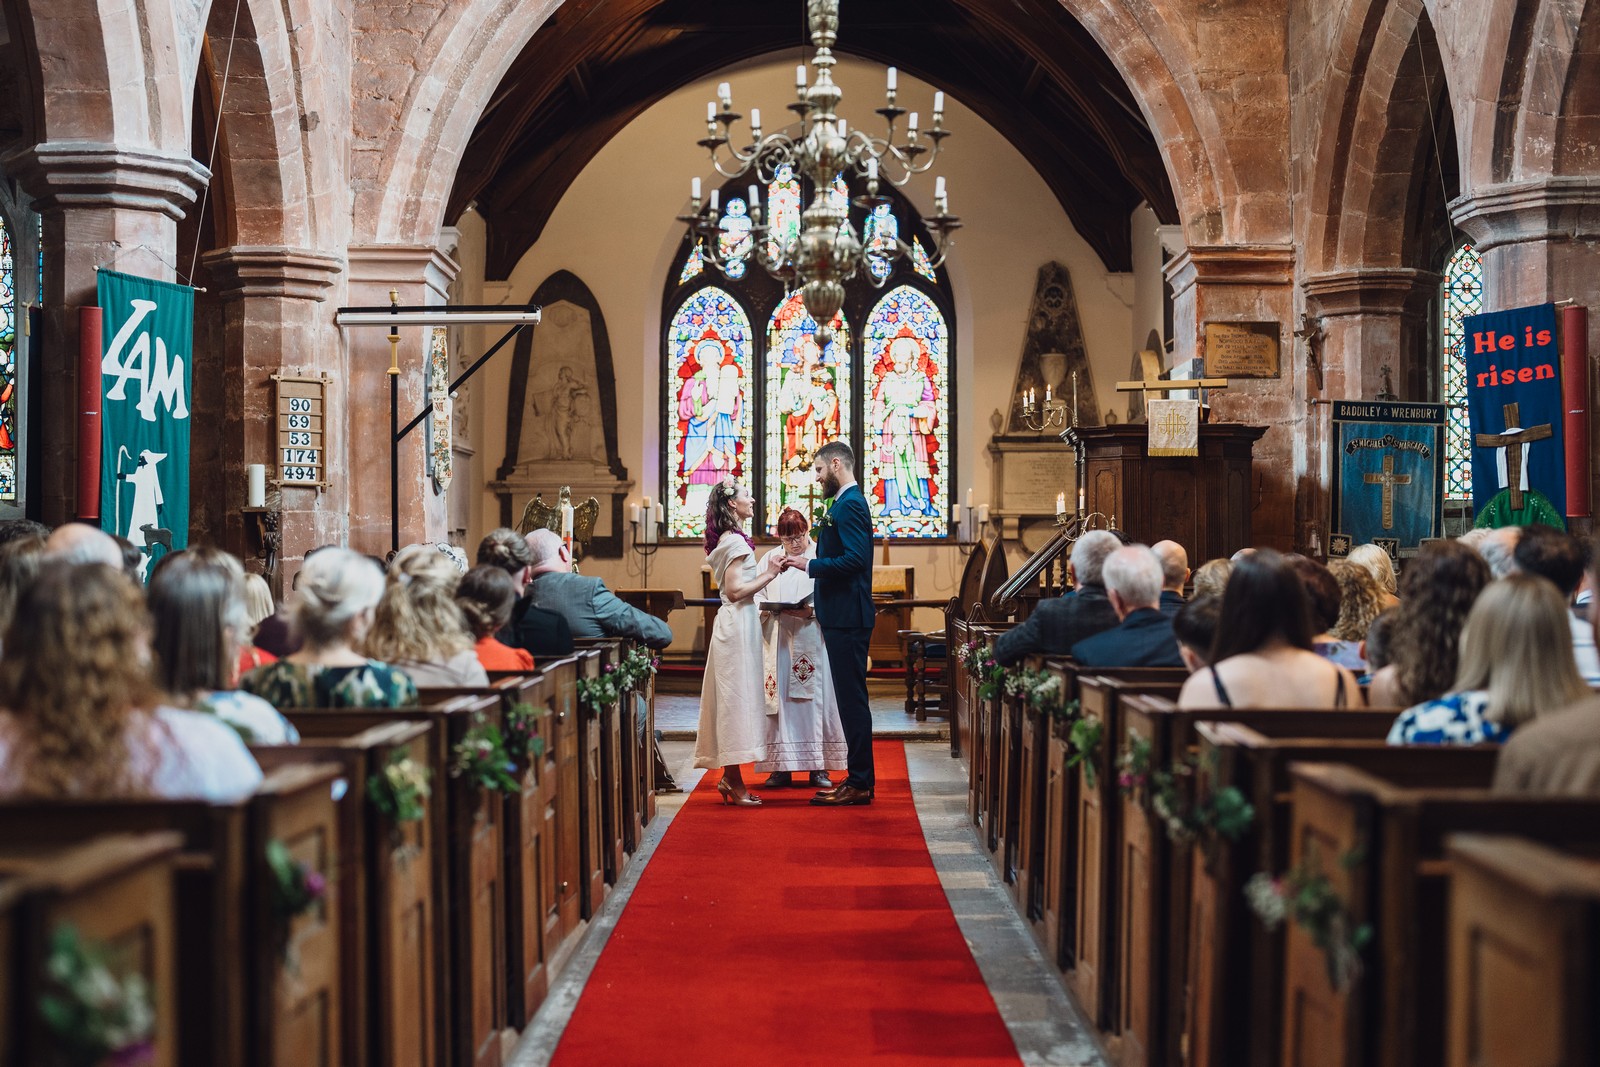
1441 243 1483 500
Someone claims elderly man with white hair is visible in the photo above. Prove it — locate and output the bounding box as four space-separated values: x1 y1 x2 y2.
522 528 673 648
994 529 1121 665
1070 544 1187 667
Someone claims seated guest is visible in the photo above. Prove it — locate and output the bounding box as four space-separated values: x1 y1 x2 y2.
1178 549 1359 709
1347 543 1400 610
477 527 574 657
524 529 673 648
112 535 143 582
1512 523 1600 683
364 544 488 688
0 534 46 641
1191 558 1233 599
1368 540 1490 707
148 548 298 744
1070 545 1185 667
0 563 262 800
1390 574 1586 745
994 530 1121 666
1362 610 1394 678
1171 594 1221 673
242 548 418 709
1326 560 1384 671
1468 525 1522 579
1287 555 1359 669
0 518 49 548
42 522 123 567
1151 540 1189 616
236 572 280 676
458 565 536 672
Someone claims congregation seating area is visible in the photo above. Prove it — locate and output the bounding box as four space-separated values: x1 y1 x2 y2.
949 626 1600 1067
0 636 658 1067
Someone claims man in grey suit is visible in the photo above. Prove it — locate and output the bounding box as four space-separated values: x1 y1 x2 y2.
523 529 673 649
993 529 1121 666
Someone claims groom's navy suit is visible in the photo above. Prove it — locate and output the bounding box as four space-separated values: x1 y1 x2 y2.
808 483 876 790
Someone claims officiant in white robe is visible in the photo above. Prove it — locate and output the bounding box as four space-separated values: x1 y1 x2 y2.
754 508 849 788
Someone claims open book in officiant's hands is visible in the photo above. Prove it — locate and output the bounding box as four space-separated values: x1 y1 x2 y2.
759 591 813 613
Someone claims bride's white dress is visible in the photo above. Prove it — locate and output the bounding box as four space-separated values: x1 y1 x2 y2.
694 531 768 769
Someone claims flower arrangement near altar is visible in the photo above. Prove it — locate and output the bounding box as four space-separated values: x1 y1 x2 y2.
576 646 660 714
450 716 520 794
38 925 156 1067
368 750 431 825
1245 845 1372 992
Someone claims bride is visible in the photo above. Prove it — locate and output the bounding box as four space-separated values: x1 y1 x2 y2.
754 507 847 788
693 478 785 806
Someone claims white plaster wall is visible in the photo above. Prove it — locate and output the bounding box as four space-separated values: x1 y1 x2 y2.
457 55 1153 651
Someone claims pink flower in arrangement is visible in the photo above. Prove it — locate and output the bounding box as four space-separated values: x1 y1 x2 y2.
108 1040 156 1067
604 664 616 674
304 870 327 899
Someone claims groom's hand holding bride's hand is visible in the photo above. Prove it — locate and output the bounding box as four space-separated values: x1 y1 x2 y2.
781 555 809 572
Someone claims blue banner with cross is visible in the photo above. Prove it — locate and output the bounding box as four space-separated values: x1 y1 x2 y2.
1329 401 1446 558
1462 302 1566 527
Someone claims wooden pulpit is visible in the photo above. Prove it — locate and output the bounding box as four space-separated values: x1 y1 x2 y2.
1063 424 1266 563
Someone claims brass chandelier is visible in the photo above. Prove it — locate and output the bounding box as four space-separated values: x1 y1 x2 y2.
678 0 960 345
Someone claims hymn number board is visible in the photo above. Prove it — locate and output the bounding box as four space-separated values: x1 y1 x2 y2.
273 374 330 489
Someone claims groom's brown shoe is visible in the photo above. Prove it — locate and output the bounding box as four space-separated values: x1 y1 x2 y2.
810 784 873 806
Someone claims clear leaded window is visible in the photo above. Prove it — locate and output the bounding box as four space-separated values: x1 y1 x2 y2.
1441 244 1484 499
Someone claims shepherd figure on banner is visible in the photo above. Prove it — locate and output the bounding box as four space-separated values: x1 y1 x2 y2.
118 447 169 580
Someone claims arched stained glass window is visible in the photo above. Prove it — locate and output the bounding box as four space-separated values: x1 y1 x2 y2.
666 287 753 536
718 198 753 280
864 286 949 538
678 240 704 284
765 164 801 263
911 238 938 283
863 203 899 283
765 294 850 529
0 217 16 503
1441 244 1484 499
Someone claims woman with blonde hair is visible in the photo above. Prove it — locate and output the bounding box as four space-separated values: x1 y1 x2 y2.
1316 559 1386 670
1347 543 1400 610
1387 574 1587 744
363 543 487 687
241 548 418 708
1191 558 1233 599
0 563 262 799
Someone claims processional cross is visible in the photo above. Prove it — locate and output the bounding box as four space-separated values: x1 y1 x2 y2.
1363 454 1412 530
1473 402 1552 511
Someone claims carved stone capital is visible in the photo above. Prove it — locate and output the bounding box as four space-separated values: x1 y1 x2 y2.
1302 268 1441 319
346 244 461 303
1163 244 1296 298
201 246 344 301
1450 177 1600 251
3 141 210 220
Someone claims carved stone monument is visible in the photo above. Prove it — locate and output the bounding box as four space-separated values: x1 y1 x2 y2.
489 270 633 557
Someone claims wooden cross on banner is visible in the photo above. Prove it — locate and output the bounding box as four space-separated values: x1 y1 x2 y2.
1363 454 1412 530
1473 402 1552 511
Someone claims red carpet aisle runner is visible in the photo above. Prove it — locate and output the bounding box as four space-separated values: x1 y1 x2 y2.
550 741 1023 1066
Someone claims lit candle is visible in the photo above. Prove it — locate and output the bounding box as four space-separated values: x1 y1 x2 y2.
653 502 664 525
866 157 878 181
691 177 701 201
965 488 974 508
1078 487 1086 513
642 495 651 511
247 464 266 508
750 107 761 131
933 91 945 115
796 64 808 89
887 67 898 91
1045 384 1052 403
1056 492 1066 516
561 503 574 537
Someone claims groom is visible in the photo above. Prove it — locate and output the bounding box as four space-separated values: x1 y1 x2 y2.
785 440 876 806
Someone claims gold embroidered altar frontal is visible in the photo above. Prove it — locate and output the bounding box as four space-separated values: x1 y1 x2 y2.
1147 399 1200 457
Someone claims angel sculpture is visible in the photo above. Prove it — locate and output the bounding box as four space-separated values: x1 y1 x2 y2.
518 485 601 562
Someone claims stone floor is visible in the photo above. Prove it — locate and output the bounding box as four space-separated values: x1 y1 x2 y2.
508 739 1109 1067
655 680 949 741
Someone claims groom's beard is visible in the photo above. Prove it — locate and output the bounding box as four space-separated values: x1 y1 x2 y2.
819 471 840 497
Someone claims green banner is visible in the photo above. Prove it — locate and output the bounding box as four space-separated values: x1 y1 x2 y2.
97 270 193 579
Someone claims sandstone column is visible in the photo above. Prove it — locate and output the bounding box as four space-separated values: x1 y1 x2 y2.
201 247 344 587
1302 268 1440 402
5 143 209 524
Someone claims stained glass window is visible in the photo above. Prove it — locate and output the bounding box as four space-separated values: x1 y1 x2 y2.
765 164 801 263
864 286 949 537
717 198 753 280
678 240 704 284
666 287 753 537
764 294 850 530
1441 244 1483 500
863 202 899 283
912 238 938 283
0 216 16 503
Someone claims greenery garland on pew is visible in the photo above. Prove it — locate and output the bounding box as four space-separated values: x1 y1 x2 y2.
38 924 156 1067
1245 844 1373 993
502 702 548 764
1064 716 1102 788
450 716 520 794
1115 732 1255 845
367 749 431 824
958 642 1009 701
576 646 661 715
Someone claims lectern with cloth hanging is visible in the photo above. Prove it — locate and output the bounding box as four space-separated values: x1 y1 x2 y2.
1062 424 1267 562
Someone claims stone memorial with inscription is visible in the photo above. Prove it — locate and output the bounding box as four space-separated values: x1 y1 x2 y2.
1203 321 1281 379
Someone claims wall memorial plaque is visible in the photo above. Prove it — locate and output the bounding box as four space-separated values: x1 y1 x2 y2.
273 374 330 489
1203 321 1281 378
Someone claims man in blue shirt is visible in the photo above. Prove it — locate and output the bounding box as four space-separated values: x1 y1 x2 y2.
1071 545 1185 668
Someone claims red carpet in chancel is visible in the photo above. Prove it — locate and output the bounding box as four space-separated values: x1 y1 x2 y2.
550 741 1022 1066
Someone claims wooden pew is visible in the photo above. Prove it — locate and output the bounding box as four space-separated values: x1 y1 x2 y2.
291 695 505 1067
504 668 560 1029
1185 722 1495 1067
251 721 437 1067
962 622 1014 844
1445 834 1600 1067
1062 671 1185 1031
575 638 628 883
571 650 608 917
0 763 343 1067
1280 761 1600 1067
0 833 183 1067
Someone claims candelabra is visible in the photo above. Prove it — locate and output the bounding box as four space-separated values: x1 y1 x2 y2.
629 499 665 587
1018 388 1067 432
677 0 960 343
